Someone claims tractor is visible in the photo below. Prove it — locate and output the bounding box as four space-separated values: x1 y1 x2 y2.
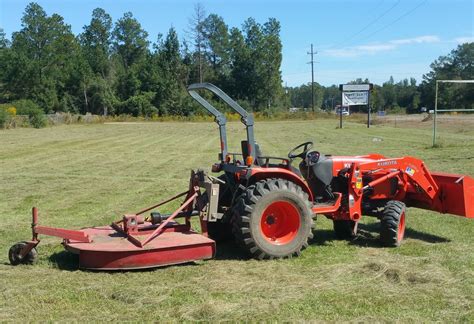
8 83 474 269
188 83 474 259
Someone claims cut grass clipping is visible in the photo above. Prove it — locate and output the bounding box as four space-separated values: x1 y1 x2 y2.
1 119 473 321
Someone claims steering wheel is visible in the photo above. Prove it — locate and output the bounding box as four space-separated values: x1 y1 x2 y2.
288 141 313 159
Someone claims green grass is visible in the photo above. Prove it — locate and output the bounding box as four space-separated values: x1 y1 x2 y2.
1 118 473 321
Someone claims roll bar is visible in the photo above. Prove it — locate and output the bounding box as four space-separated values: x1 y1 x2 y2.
187 83 256 163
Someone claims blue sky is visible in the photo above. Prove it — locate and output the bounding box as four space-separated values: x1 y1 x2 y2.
1 0 473 86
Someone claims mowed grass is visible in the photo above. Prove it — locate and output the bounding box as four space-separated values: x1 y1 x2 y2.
1 118 473 321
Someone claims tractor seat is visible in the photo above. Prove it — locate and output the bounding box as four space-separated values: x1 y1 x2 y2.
241 140 302 177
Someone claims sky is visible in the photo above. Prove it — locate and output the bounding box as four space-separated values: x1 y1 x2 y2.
0 0 473 87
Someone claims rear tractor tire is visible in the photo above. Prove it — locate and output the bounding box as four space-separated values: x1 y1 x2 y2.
333 220 356 240
380 200 406 247
232 178 314 259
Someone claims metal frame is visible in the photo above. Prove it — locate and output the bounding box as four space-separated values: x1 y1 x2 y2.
432 79 474 147
187 83 256 162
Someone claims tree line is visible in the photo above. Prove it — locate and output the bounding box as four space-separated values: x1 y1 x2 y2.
0 2 472 119
0 2 284 117
289 42 473 113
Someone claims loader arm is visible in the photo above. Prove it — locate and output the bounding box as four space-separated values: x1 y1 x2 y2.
346 157 474 219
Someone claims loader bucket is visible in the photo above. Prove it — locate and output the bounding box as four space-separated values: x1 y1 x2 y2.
431 172 474 218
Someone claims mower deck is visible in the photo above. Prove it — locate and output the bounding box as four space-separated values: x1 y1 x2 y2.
64 223 215 270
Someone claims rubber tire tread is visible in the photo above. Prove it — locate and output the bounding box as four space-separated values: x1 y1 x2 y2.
231 178 314 259
380 200 406 247
8 241 38 265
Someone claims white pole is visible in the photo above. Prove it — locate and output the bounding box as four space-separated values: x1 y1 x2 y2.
433 80 438 147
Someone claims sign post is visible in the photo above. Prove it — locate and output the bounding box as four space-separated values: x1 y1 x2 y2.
339 108 343 128
367 90 371 128
339 83 373 128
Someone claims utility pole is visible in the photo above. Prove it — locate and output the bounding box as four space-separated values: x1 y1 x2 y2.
307 44 317 112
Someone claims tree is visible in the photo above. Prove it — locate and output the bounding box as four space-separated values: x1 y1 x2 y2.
8 3 80 111
1 3 290 116
154 27 188 115
80 8 115 115
202 14 230 84
420 42 474 110
0 28 10 48
228 27 251 101
259 18 283 109
0 28 12 102
112 12 149 69
187 3 207 83
289 83 323 109
112 12 150 109
80 8 112 77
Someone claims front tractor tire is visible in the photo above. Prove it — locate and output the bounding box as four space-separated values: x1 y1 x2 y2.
380 200 407 247
232 178 314 259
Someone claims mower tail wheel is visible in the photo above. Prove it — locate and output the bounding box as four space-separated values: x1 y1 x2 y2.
333 220 356 240
232 178 314 259
8 241 38 266
380 200 406 247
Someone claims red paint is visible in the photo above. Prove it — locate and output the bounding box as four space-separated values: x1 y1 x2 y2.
141 191 198 246
311 193 342 214
18 182 216 270
35 226 91 242
64 226 215 270
249 167 314 201
398 211 406 242
260 201 300 245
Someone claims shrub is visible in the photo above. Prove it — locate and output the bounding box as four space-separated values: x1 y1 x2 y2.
13 99 47 128
6 106 16 116
0 104 18 128
28 109 47 128
117 93 158 117
0 109 9 128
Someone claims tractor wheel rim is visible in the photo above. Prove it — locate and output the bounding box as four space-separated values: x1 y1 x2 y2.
397 212 406 242
260 200 301 245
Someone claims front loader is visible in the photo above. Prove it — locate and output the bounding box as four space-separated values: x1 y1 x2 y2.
9 83 474 269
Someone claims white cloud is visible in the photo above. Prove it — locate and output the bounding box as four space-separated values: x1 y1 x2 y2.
390 35 440 45
455 36 474 43
357 44 397 52
323 35 440 58
324 44 396 58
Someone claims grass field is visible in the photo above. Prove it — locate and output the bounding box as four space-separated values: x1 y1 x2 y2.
1 118 473 321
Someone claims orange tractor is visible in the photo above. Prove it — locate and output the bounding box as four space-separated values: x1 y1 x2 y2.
9 83 474 269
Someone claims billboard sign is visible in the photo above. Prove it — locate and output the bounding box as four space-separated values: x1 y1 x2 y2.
342 91 368 106
339 84 372 91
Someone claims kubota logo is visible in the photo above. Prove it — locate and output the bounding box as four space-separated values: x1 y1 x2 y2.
377 160 397 167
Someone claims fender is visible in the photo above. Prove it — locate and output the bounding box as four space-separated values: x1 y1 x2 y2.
245 167 314 201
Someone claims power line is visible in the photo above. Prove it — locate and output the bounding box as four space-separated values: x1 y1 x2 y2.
333 0 401 48
358 0 429 42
